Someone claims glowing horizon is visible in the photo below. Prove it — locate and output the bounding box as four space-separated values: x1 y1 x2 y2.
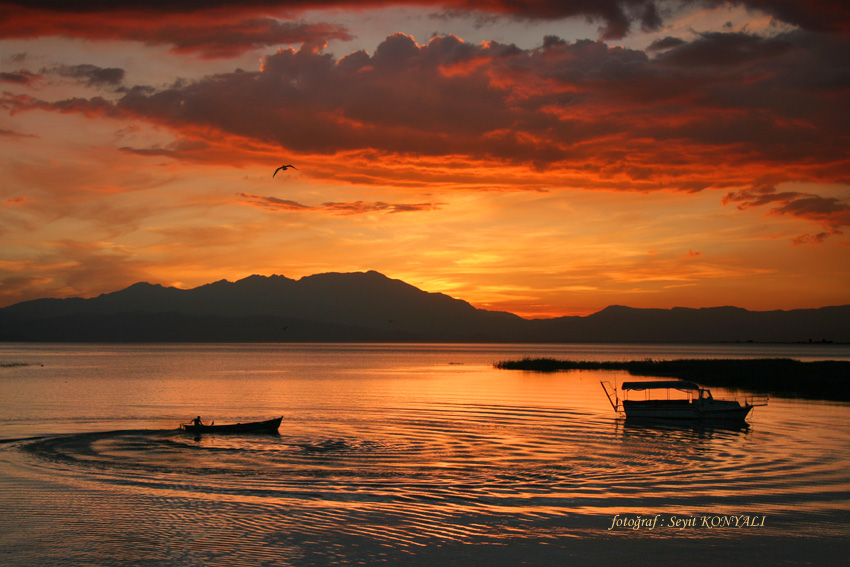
2 1 848 317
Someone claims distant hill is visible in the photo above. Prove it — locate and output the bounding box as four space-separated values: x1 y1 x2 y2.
1 271 848 343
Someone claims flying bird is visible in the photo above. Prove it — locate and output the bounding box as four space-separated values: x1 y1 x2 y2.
273 164 298 177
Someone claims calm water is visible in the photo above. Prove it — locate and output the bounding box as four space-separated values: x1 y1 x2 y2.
1 343 849 566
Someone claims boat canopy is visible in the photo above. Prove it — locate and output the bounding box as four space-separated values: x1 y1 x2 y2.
621 381 700 391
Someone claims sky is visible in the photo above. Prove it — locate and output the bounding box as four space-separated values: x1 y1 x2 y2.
1 0 849 318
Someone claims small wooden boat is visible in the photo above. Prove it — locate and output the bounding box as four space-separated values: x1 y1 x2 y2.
601 380 767 422
180 416 282 435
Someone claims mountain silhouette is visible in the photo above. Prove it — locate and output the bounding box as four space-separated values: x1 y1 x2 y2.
1 271 848 343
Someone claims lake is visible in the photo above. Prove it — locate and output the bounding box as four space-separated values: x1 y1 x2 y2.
1 343 849 566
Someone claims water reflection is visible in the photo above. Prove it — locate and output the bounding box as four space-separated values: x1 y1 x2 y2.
1 343 849 566
619 418 752 437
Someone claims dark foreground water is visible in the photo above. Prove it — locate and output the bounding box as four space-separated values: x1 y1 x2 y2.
1 343 849 566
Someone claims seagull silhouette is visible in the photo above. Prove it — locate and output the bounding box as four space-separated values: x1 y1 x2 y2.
273 164 297 177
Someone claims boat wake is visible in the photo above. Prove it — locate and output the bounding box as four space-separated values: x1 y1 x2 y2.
297 439 351 453
1 401 849 566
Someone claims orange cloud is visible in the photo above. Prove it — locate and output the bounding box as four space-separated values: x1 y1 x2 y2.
0 240 153 306
4 26 849 231
237 193 443 214
3 196 32 207
3 1 849 315
103 32 845 191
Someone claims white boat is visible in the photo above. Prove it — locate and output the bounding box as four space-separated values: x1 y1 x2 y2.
601 380 767 422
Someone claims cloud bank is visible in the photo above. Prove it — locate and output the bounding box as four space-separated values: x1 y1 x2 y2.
5 1 849 56
6 28 847 228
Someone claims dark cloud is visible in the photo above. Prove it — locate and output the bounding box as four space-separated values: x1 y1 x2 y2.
116 31 847 175
646 36 686 52
2 1 659 25
654 31 795 68
0 70 40 84
723 185 850 238
6 29 849 201
773 195 850 224
47 64 125 86
322 200 442 213
0 128 36 138
638 2 662 31
238 193 442 214
120 140 212 159
4 1 849 44
791 230 842 246
3 93 120 118
114 33 522 157
167 19 353 58
2 5 354 59
239 194 312 212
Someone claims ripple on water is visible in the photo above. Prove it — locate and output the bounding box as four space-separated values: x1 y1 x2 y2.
3 401 849 561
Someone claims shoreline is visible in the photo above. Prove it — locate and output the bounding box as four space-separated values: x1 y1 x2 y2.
494 358 850 401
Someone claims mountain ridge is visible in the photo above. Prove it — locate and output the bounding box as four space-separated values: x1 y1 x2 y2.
2 271 848 343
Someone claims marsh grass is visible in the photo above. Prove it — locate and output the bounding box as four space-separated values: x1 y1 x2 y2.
494 358 850 401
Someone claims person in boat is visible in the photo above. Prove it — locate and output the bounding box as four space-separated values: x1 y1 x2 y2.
191 416 203 427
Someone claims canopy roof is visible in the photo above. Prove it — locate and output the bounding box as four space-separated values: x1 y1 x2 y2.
621 381 701 391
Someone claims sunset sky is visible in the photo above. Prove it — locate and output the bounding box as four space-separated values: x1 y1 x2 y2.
2 0 848 317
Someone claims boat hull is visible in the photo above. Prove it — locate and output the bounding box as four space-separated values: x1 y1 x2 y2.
180 417 282 434
622 400 752 421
